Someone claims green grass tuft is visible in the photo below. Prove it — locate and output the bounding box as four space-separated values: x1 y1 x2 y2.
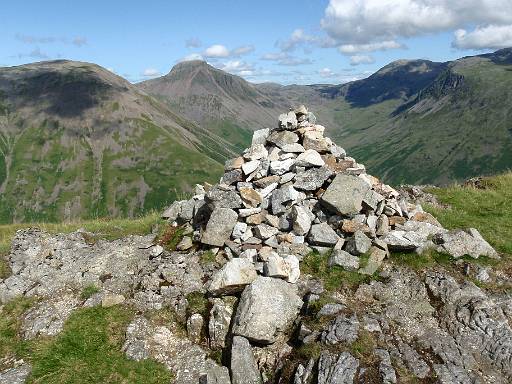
199 250 216 265
301 251 380 292
0 296 38 368
185 291 209 318
27 306 172 384
0 212 163 256
425 172 512 256
80 285 100 300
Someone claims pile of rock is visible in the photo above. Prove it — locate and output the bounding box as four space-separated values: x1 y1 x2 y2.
163 106 498 283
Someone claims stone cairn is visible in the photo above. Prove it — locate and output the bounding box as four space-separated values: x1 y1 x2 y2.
163 106 498 288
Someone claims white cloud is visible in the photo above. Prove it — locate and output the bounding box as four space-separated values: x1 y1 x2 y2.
179 53 204 62
339 40 403 54
277 29 318 52
185 37 202 48
203 44 255 58
453 25 512 50
261 52 313 66
349 55 375 66
141 68 162 77
318 67 335 78
232 45 255 56
204 44 231 58
321 0 512 51
218 60 254 74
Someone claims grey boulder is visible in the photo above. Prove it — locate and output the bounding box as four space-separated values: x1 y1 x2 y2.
320 175 370 215
201 208 238 247
233 276 303 344
208 258 257 295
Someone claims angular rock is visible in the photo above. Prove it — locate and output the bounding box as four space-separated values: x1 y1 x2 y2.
206 186 242 209
303 132 330 153
318 351 359 384
221 169 243 185
268 130 299 147
271 186 299 214
101 293 125 308
308 223 340 246
345 230 372 256
231 336 262 384
259 182 278 198
254 175 280 188
328 250 360 271
208 258 257 295
176 236 193 251
359 247 386 275
187 313 204 343
278 111 298 130
270 159 295 175
321 314 359 345
251 128 270 146
282 143 305 153
232 222 248 239
293 167 333 191
201 208 238 247
0 364 31 384
244 144 268 161
321 174 371 215
199 365 231 384
433 228 498 258
233 276 303 344
264 254 290 279
254 224 279 239
292 206 312 236
295 149 325 167
240 187 263 208
209 297 235 350
225 156 245 171
242 160 261 175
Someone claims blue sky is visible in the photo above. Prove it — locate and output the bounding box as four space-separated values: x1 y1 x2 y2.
1 0 512 84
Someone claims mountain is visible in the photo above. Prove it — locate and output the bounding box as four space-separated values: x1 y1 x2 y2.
139 60 289 151
1 48 511 223
0 60 239 223
142 49 512 186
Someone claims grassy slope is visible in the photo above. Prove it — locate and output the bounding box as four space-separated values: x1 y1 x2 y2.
0 115 223 224
324 58 512 186
0 300 172 383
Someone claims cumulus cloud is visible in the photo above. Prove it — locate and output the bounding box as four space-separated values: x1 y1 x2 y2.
349 55 375 66
202 44 255 58
185 37 202 48
204 44 230 58
277 29 319 52
141 68 162 77
217 60 255 75
261 52 313 66
452 25 512 50
339 40 403 54
321 0 512 51
232 45 255 56
179 53 205 62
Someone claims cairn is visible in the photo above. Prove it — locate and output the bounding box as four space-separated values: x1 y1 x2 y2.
163 106 498 287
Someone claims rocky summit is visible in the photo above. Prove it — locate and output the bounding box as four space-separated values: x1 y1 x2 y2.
163 105 498 274
0 108 509 384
